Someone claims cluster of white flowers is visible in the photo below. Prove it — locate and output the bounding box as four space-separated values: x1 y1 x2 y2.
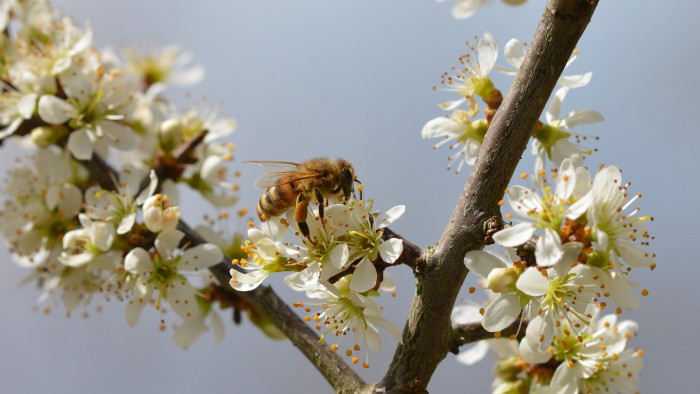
231 198 405 366
453 156 653 392
0 0 240 348
422 32 601 175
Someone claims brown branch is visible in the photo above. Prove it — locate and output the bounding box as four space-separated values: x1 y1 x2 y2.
379 1 599 392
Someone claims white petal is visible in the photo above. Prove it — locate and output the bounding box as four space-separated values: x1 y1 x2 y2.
172 317 204 349
561 108 604 129
330 243 349 270
90 221 115 252
492 223 534 247
283 262 321 291
477 32 498 77
126 280 153 326
463 250 507 278
503 38 526 68
554 157 576 200
37 95 76 124
559 72 592 88
547 87 568 124
515 267 549 296
18 93 38 119
374 205 405 229
456 341 489 365
229 269 269 291
452 304 483 325
464 139 481 166
180 243 224 271
438 97 467 111
367 314 403 344
124 247 152 275
349 257 377 293
117 213 136 234
421 117 464 139
98 120 139 151
155 229 185 258
609 272 640 310
167 279 200 319
535 228 563 267
482 293 520 332
67 129 94 160
210 310 225 344
378 238 403 265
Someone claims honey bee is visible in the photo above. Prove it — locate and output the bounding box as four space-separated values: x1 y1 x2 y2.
245 158 360 238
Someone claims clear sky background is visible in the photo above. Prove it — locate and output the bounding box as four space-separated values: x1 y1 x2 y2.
1 1 697 393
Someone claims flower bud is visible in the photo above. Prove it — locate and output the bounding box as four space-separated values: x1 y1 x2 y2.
143 194 181 232
486 267 513 293
159 119 184 152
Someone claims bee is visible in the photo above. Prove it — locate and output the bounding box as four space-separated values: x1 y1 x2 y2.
245 158 361 238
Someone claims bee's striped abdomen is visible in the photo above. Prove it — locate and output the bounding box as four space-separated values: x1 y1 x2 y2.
257 182 300 220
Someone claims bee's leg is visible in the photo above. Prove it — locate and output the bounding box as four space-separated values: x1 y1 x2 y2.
313 188 325 220
294 195 310 238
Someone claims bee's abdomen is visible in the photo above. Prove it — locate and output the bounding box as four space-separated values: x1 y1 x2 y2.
257 184 298 220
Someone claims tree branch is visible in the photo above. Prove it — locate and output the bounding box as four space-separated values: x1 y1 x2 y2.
379 1 599 392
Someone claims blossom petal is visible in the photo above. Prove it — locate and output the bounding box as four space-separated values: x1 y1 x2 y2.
421 117 464 139
67 129 94 160
374 205 405 229
181 243 224 271
559 72 592 88
37 95 76 124
535 228 563 267
503 38 526 69
229 269 269 291
493 222 534 247
477 32 498 77
482 293 520 332
464 250 507 278
124 247 152 275
349 257 377 293
155 229 185 258
561 108 604 129
378 238 403 265
516 267 549 296
456 341 489 365
284 262 321 291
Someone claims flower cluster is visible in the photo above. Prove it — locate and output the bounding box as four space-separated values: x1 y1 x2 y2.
231 197 405 366
422 32 600 175
455 308 643 393
0 0 241 348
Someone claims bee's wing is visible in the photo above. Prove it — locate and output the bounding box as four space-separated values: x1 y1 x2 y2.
244 161 321 188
